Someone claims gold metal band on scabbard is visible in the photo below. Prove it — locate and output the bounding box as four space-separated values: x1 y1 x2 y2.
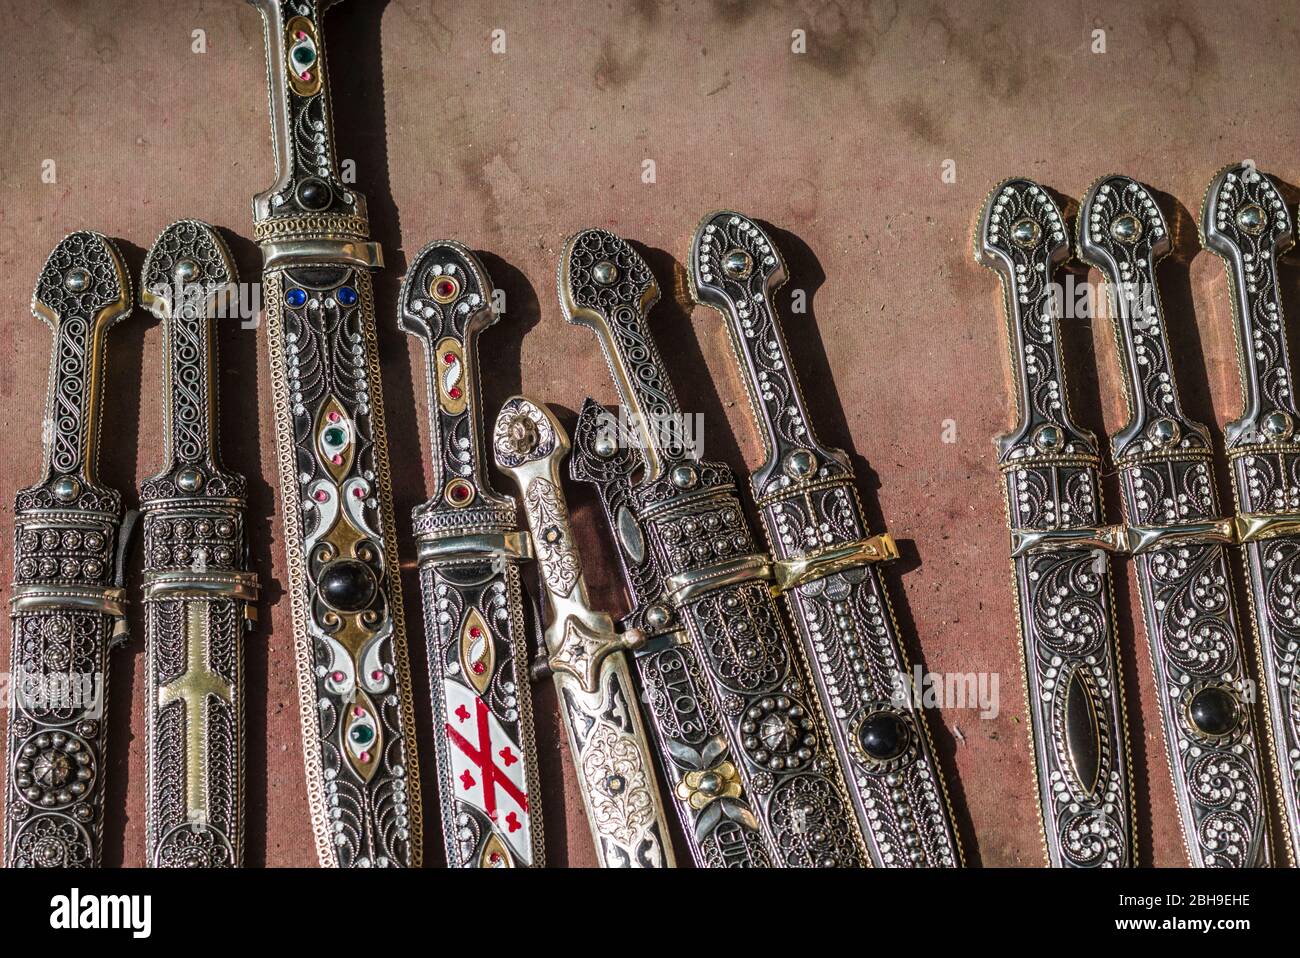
415 531 534 564
1010 518 1240 557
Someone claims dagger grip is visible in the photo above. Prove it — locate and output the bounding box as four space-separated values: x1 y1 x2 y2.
262 267 421 867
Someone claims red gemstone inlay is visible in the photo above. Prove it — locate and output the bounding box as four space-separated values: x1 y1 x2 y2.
313 490 328 502
489 852 502 864
472 662 486 675
443 352 456 365
449 484 469 501
328 411 341 422
331 454 343 465
371 670 383 681
469 626 483 638
331 671 345 683
359 751 370 764
353 706 364 717
448 386 463 399
436 280 456 298
352 488 365 499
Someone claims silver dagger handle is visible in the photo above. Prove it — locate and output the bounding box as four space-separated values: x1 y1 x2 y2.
6 231 133 868
1202 161 1300 862
689 210 963 867
494 397 676 868
401 242 545 868
1080 174 1269 867
139 221 258 867
246 0 421 867
977 179 1135 867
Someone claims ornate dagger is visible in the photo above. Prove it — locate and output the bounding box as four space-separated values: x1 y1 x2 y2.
688 211 963 867
399 242 544 868
5 231 133 867
494 397 675 867
139 221 258 867
976 179 1135 867
560 228 867 867
1079 174 1269 867
1202 161 1300 862
245 0 420 866
569 399 774 867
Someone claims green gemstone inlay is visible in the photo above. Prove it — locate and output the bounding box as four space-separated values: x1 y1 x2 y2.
349 724 374 746
292 43 317 67
323 426 347 448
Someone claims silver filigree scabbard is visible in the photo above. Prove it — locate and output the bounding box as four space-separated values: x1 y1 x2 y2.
976 179 1135 867
560 228 868 867
1202 161 1300 863
399 242 545 868
245 0 420 866
688 211 963 868
139 221 259 868
5 232 134 867
495 398 676 868
569 401 775 867
1080 174 1269 867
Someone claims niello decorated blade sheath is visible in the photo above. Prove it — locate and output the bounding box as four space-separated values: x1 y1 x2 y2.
5 231 133 867
569 399 775 867
560 228 867 867
1079 175 1269 867
976 179 1135 867
494 397 675 867
399 242 544 868
139 221 258 868
245 0 420 867
688 211 963 867
1202 161 1300 862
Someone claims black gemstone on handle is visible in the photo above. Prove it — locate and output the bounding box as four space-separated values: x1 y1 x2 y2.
319 559 376 613
857 711 909 761
1188 686 1238 737
297 177 332 210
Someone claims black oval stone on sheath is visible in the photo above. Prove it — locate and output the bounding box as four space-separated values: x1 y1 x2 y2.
1188 686 1239 737
297 177 332 210
857 711 909 761
318 559 377 613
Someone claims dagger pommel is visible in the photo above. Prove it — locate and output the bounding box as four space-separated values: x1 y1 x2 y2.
976 178 1095 464
400 240 514 523
558 228 687 480
246 0 375 263
1201 162 1299 447
30 231 132 491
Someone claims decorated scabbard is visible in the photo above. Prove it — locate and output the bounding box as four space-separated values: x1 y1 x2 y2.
976 179 1135 867
1202 161 1300 862
560 228 867 867
5 231 133 867
245 0 420 866
1079 175 1269 867
139 221 258 867
399 242 544 868
688 211 963 867
494 397 675 867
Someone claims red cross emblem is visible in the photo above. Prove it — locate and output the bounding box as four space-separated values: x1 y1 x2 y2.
445 698 529 823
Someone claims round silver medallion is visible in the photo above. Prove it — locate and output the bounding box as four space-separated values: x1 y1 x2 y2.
722 249 752 279
783 448 815 478
1109 214 1142 244
1236 204 1267 234
174 259 198 283
176 467 204 493
1032 424 1063 452
1149 417 1179 446
670 464 698 489
51 477 80 502
1010 218 1040 248
592 261 618 286
1263 410 1293 439
63 268 90 293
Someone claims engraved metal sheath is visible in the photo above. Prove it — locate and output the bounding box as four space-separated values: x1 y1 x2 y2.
5 231 133 867
688 210 963 867
139 221 258 867
245 0 420 866
570 399 775 867
1079 175 1269 867
399 242 544 868
976 179 1135 867
560 228 868 867
494 397 675 867
1202 161 1300 862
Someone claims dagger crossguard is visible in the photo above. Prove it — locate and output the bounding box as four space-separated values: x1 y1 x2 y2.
139 220 257 868
1202 162 1299 447
401 245 545 869
7 232 133 868
977 177 1134 867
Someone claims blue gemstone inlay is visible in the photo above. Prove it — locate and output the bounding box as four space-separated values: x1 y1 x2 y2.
337 286 358 306
286 288 307 307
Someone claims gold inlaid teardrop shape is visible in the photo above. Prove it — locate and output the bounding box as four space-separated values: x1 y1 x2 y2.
341 689 383 783
285 16 323 96
316 396 354 482
479 831 513 868
1060 666 1102 800
435 336 468 416
460 607 494 695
